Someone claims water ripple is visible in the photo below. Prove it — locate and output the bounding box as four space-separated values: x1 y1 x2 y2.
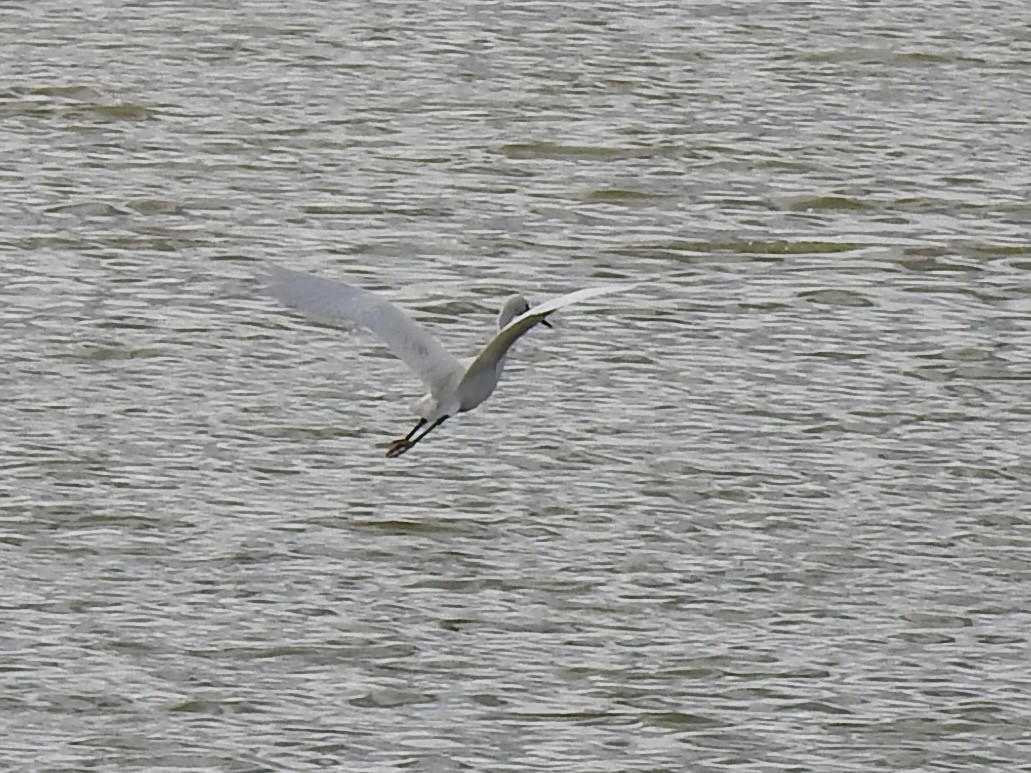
3 0 1030 770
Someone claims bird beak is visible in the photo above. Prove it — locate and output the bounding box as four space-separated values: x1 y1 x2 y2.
541 318 554 329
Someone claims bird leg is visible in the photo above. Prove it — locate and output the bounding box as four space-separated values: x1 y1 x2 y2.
385 416 447 458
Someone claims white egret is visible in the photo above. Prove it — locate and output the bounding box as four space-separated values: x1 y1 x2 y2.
268 266 628 457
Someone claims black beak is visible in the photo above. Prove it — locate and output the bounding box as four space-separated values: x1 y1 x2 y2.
541 318 554 329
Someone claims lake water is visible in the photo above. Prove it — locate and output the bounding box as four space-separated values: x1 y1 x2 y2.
3 1 1030 770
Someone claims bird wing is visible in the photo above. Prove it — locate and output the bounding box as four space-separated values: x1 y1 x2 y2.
268 266 464 395
461 285 629 386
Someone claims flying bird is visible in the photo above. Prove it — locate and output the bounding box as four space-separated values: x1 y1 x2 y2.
268 266 628 457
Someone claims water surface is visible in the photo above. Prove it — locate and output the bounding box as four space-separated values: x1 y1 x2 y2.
3 1 1030 770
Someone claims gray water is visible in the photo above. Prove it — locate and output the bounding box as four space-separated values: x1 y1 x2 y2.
3 1 1031 770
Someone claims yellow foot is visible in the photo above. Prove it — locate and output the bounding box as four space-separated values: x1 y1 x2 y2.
385 438 413 458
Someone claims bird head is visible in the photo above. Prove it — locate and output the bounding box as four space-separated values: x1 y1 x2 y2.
498 293 552 330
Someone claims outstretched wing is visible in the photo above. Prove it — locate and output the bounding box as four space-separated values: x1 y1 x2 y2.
461 285 629 387
268 266 464 395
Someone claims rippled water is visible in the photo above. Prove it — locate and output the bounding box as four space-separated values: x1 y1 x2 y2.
3 1 1031 770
